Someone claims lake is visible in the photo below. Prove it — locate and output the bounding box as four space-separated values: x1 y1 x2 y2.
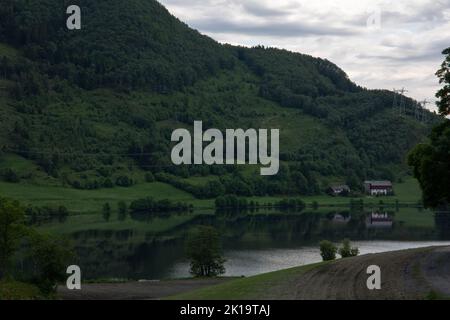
36 208 450 280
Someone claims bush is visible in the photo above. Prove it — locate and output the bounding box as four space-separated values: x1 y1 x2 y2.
115 176 133 187
215 195 246 209
25 205 69 223
145 172 155 183
27 233 74 295
102 203 111 221
1 169 20 183
320 240 337 261
0 281 43 300
117 201 127 214
338 239 359 258
103 178 114 188
129 197 190 213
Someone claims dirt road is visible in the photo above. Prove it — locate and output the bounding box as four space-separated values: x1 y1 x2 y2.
291 246 450 299
58 278 232 300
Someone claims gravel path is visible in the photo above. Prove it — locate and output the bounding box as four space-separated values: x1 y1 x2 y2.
292 246 450 300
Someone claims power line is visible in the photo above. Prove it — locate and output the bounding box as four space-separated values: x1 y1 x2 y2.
392 88 431 123
1 147 163 157
419 99 431 123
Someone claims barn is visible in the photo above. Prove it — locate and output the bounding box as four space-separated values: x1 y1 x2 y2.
364 181 393 196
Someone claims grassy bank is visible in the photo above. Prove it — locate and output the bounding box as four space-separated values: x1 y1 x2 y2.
0 281 45 300
166 262 326 300
0 181 196 214
0 177 423 215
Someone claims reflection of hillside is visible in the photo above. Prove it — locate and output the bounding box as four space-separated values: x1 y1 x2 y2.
436 212 450 240
35 208 439 280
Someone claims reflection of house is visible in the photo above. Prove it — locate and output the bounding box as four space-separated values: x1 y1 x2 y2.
331 213 351 224
327 185 350 196
364 181 393 196
366 212 393 228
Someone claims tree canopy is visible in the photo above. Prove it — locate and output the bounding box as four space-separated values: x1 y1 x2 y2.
408 48 450 210
408 121 450 210
436 47 450 116
186 226 226 277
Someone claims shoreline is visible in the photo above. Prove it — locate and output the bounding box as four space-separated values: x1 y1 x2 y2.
57 246 450 300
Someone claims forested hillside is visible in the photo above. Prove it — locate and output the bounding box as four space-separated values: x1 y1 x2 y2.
0 0 440 198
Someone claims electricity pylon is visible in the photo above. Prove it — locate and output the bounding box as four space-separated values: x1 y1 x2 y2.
393 88 408 117
419 99 430 123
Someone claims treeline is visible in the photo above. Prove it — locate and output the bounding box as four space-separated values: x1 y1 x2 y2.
129 197 192 214
155 170 321 199
67 175 135 190
0 198 74 297
215 195 306 211
25 204 69 224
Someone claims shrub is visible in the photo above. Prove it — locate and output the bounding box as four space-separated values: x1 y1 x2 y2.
102 203 111 221
338 239 359 258
320 240 337 261
115 176 133 187
0 281 43 300
129 197 190 213
117 201 127 215
145 172 155 183
27 233 74 295
103 178 114 188
1 169 20 183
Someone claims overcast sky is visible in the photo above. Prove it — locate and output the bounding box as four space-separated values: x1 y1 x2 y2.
160 0 450 111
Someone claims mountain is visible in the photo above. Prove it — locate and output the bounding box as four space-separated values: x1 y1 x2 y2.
0 0 440 198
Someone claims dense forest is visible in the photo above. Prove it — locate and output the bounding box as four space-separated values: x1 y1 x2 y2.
0 0 441 198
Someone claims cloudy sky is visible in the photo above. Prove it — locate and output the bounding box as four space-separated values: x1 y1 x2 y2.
160 0 450 111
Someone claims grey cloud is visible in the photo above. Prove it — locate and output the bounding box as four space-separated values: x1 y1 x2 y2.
347 1 450 28
159 0 448 103
189 18 358 37
358 38 450 63
239 1 292 18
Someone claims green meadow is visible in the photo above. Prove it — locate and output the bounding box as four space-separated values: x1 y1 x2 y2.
0 176 423 215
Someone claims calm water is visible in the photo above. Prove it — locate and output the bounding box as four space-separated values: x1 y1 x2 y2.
169 241 450 278
37 208 450 280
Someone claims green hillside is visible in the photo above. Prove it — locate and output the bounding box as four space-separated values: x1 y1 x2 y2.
0 0 441 202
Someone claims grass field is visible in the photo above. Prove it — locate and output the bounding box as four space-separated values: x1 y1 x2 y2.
247 177 423 207
0 181 196 214
0 176 423 215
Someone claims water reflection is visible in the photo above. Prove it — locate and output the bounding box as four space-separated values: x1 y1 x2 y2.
365 211 394 229
36 208 450 280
